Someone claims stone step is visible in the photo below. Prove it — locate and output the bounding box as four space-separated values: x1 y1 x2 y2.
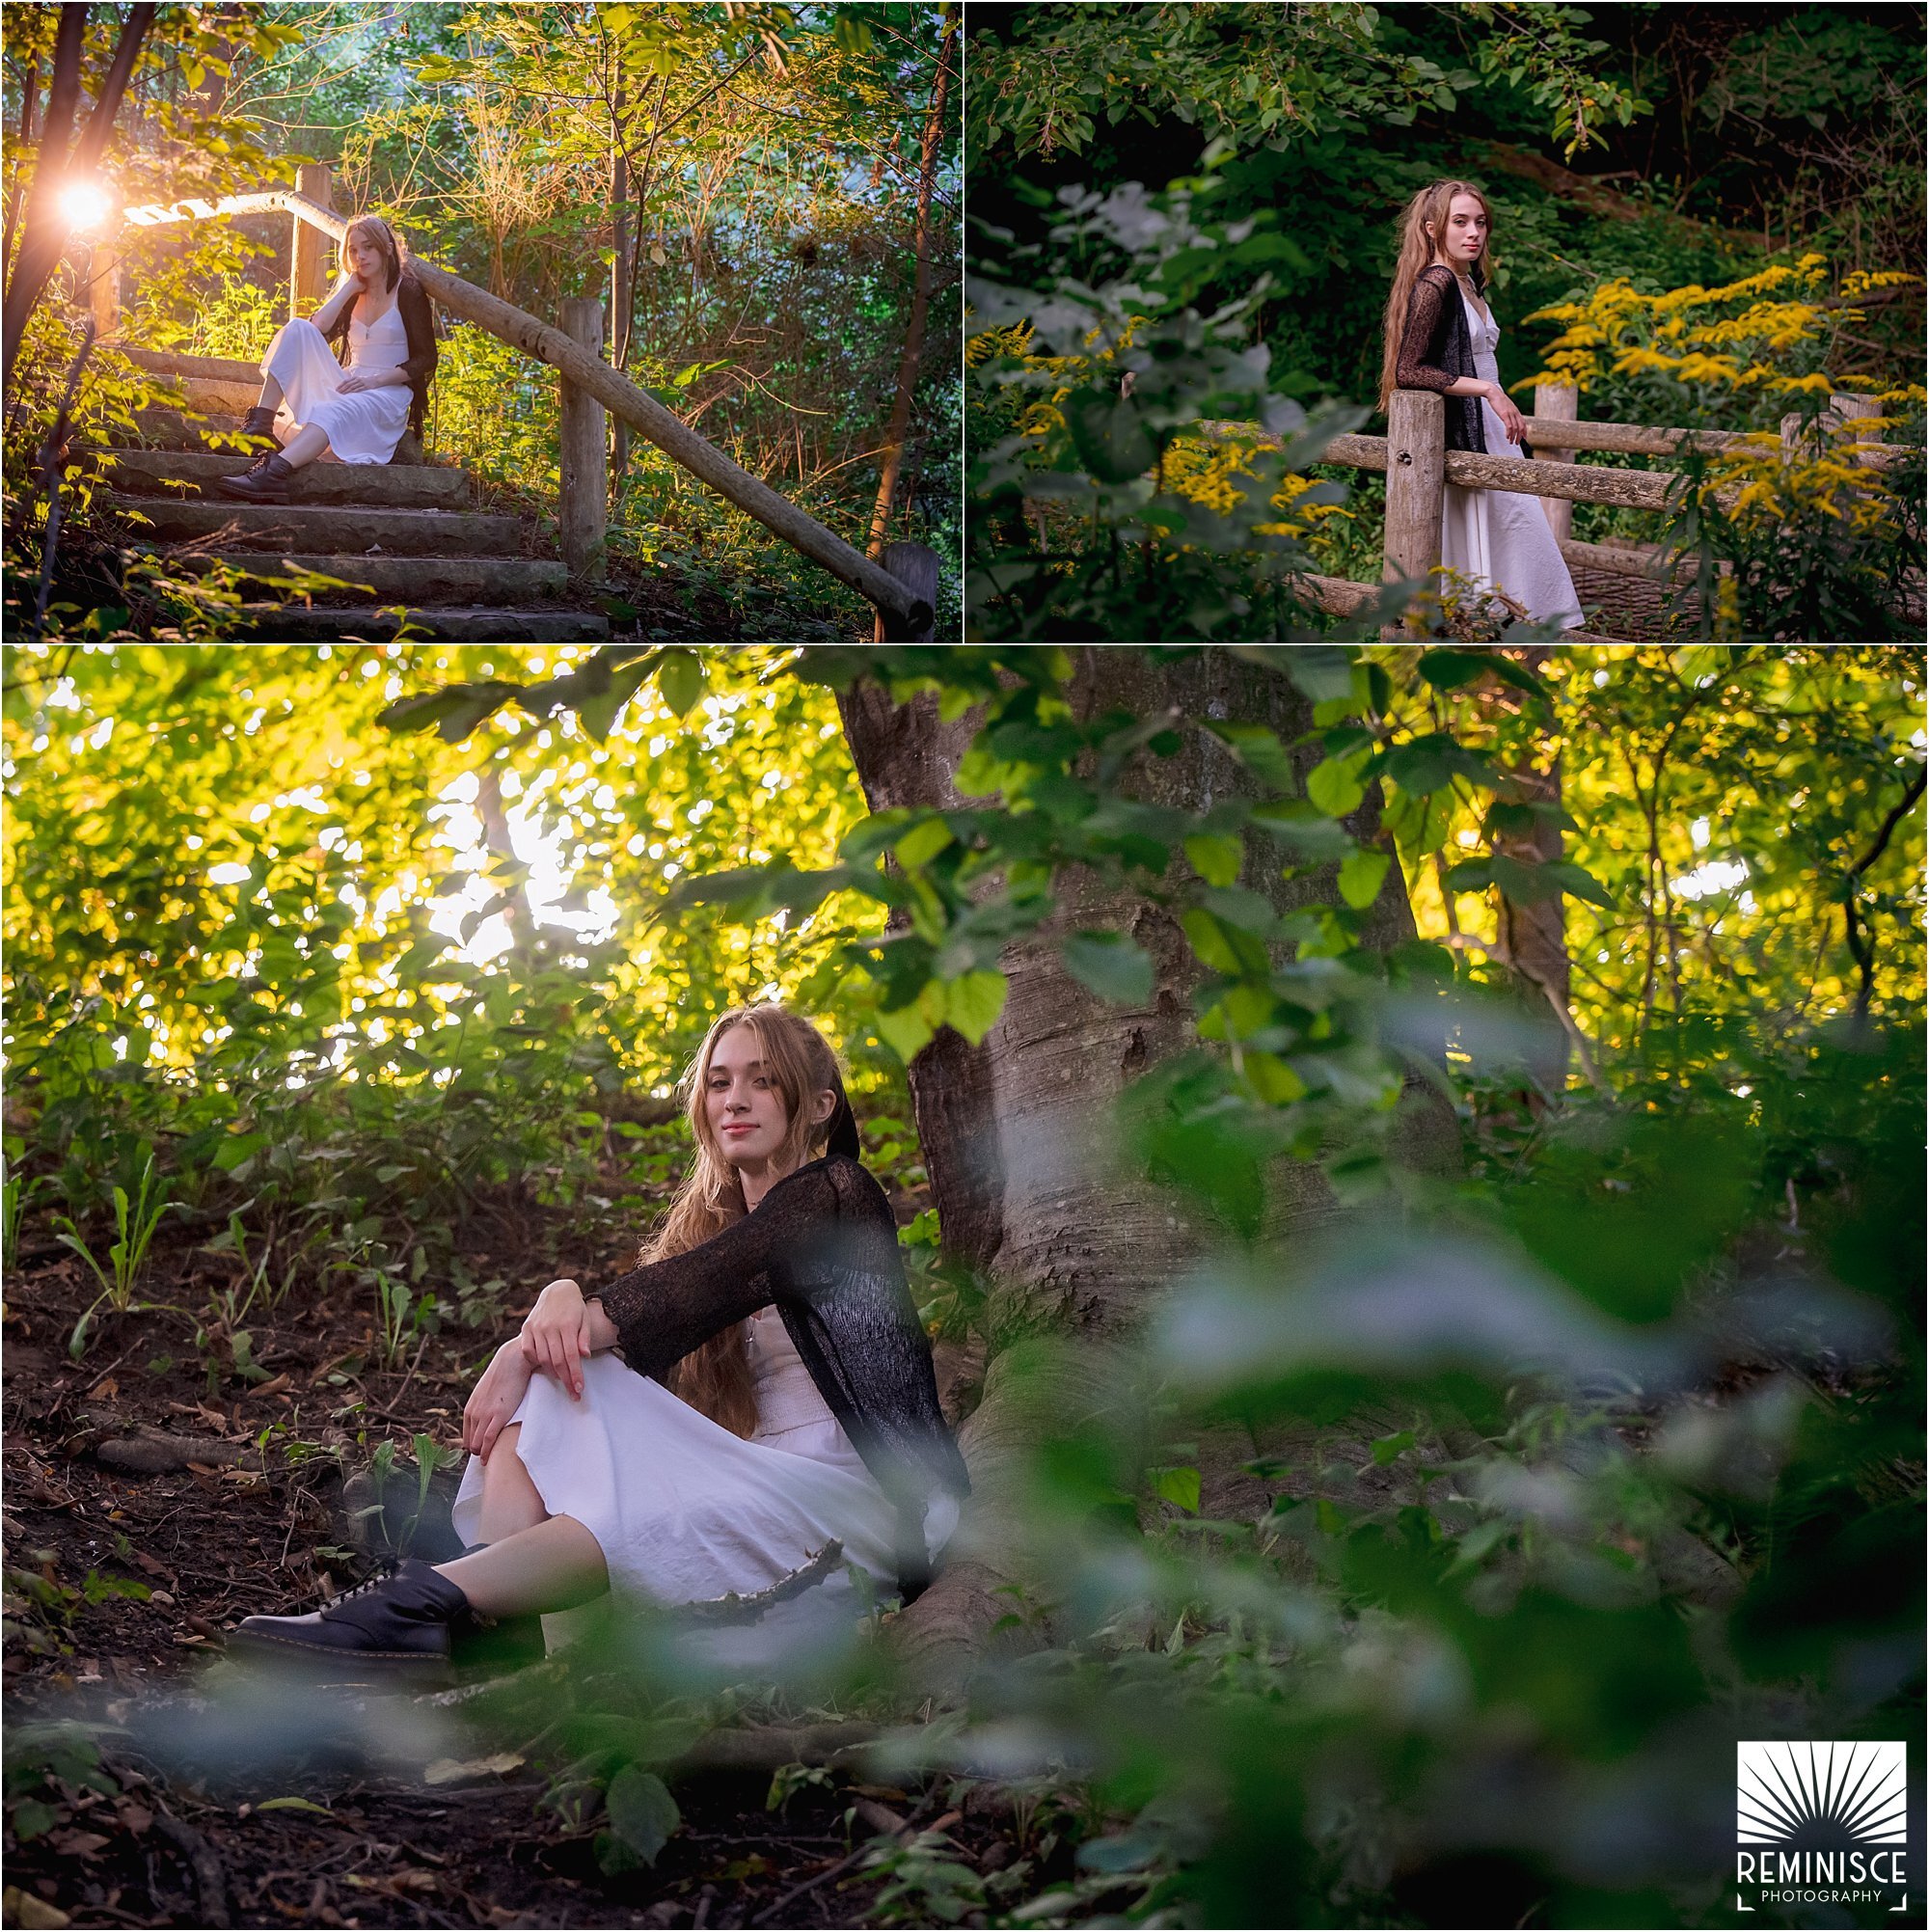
120 409 430 465
113 496 524 558
122 407 263 452
122 345 263 385
95 447 471 510
177 372 264 414
153 550 567 604
232 604 610 642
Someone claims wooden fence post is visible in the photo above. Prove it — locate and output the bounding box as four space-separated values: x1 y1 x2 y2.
89 238 120 340
874 539 938 642
1535 382 1577 542
559 295 609 579
291 162 332 319
1383 389 1445 639
1831 392 1885 471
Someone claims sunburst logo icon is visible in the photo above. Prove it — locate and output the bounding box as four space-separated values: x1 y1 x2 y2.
1738 1741 1908 1851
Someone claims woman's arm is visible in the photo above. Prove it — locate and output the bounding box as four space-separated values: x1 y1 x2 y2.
337 366 413 393
1394 269 1527 441
310 269 362 339
1393 269 1459 395
592 1162 879 1377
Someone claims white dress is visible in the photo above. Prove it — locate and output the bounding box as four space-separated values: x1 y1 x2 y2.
1439 288 1584 632
450 1307 952 1615
260 303 413 465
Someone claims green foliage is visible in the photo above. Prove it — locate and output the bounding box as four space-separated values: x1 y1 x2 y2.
3 644 902 1353
967 180 1414 640
967 3 1632 163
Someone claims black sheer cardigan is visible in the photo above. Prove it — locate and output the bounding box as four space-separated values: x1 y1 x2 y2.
587 1151 970 1599
319 268 437 450
1394 263 1534 457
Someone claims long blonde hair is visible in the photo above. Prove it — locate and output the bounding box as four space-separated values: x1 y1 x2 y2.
340 214 404 294
1377 179 1497 412
643 1004 852 1437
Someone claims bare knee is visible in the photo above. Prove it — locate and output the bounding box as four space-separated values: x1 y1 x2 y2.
477 1426 548 1540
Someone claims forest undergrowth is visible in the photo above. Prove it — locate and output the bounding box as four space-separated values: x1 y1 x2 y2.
3 642 1921 1930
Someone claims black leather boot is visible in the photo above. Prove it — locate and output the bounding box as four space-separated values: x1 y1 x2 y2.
237 404 279 446
228 1558 469 1673
214 451 295 503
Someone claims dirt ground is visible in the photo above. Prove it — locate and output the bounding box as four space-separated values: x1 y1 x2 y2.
1 1190 1015 1930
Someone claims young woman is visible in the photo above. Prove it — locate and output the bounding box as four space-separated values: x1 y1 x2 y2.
230 1005 969 1673
216 215 437 504
1380 179 1583 633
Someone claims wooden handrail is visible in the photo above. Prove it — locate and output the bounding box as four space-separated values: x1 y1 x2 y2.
115 189 932 633
1199 426 1682 511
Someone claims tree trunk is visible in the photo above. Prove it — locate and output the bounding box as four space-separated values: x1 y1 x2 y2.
2 4 158 397
838 650 1455 1680
864 5 956 558
610 71 633 489
1491 647 1573 1098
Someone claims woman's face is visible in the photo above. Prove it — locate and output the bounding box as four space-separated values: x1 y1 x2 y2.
703 1025 795 1172
347 236 386 285
1435 194 1489 267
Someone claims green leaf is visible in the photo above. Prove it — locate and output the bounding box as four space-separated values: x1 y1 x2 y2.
1372 1429 1417 1466
875 1000 936 1063
1446 854 1613 908
376 681 519 744
1210 723 1297 791
1540 859 1616 909
1184 833 1244 887
943 970 1008 1047
9 1798 59 1840
1254 800 1355 864
655 650 706 719
605 1766 680 1865
1415 648 1549 703
1337 848 1391 910
1243 1049 1308 1104
1062 932 1155 1006
893 818 954 869
1280 646 1355 704
1148 1464 1202 1513
1305 757 1366 819
578 662 654 742
255 1796 335 1815
1062 390 1156 483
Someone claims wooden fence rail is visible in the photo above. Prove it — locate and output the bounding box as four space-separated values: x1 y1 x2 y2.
111 187 937 638
1202 380 1906 639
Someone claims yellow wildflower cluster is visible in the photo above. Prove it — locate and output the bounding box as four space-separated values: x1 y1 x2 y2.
963 313 1151 441
1161 432 1343 535
1703 434 1901 538
1520 254 1920 400
964 321 1035 367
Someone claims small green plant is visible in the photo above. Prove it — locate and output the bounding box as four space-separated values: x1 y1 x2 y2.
857 1828 1001 1926
54 1148 175 1357
194 1211 294 1392
370 1265 439 1370
2 1557 150 1658
1 1146 29 1266
3 1721 122 1847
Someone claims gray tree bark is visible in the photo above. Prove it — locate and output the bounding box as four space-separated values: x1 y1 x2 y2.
838 650 1456 1679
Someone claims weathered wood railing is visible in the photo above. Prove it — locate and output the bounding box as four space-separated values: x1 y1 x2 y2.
104 182 937 639
1205 382 1906 639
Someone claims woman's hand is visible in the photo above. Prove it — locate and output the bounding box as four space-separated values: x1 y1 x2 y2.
336 368 385 394
1487 381 1529 448
520 1277 594 1399
462 1340 533 1461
